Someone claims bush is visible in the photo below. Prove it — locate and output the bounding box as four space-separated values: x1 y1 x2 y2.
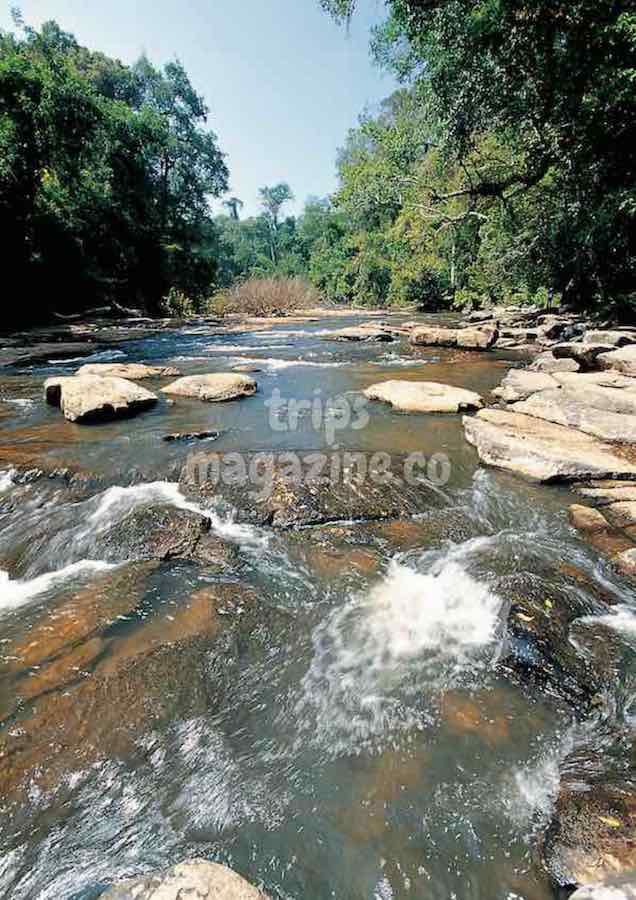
210 276 324 317
160 288 198 318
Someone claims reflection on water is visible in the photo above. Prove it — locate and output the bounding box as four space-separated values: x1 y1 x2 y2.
0 315 634 898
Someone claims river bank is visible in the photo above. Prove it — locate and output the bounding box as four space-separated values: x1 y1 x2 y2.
0 308 635 899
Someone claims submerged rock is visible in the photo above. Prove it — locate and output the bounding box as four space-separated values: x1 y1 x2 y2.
364 380 483 413
180 450 444 527
543 734 636 888
96 505 239 571
101 859 268 899
162 430 220 443
44 374 157 423
161 373 256 401
463 409 636 482
410 324 498 350
77 362 180 379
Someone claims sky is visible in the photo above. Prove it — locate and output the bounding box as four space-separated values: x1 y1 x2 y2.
0 0 397 217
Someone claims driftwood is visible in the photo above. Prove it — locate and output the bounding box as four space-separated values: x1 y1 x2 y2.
53 301 145 322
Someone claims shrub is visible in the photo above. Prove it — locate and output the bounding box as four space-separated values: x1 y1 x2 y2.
210 276 324 317
160 288 198 318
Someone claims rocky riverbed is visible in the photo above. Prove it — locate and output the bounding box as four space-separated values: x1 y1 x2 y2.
0 307 635 899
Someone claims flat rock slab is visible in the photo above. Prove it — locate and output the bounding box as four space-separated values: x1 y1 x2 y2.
598 346 636 376
585 330 636 347
0 341 107 368
161 373 256 402
529 351 580 374
512 389 636 443
574 482 636 505
463 408 636 482
101 859 268 899
324 325 396 342
44 374 157 423
410 324 498 350
77 362 180 379
364 380 483 413
554 371 636 392
492 370 558 402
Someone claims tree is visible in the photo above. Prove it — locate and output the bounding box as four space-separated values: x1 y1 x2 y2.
0 19 228 323
223 196 244 220
258 182 295 264
322 0 636 312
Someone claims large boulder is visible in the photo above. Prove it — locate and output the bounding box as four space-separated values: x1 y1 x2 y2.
409 325 498 350
364 380 483 413
77 362 180 379
100 859 268 899
511 389 636 442
462 409 636 482
161 373 256 402
598 346 636 377
492 369 559 402
44 374 157 423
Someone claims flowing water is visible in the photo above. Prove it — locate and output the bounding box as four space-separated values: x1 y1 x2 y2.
0 314 635 899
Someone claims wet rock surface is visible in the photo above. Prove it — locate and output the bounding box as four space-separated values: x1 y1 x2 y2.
543 732 636 888
101 859 269 899
180 450 444 527
96 504 240 570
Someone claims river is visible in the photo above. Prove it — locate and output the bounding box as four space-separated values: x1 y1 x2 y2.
0 313 634 899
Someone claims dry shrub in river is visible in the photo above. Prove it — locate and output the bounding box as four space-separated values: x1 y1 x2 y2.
211 276 324 317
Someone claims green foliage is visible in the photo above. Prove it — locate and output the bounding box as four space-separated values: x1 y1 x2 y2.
319 0 636 314
0 19 228 325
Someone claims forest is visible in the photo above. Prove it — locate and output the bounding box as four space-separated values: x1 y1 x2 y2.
1 1 634 325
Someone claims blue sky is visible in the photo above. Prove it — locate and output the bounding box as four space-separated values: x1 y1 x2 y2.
1 0 397 217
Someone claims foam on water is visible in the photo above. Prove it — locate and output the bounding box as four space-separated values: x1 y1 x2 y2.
87 480 268 550
0 560 114 611
580 604 636 639
294 557 503 752
0 468 15 492
49 349 126 365
229 356 346 371
0 398 35 409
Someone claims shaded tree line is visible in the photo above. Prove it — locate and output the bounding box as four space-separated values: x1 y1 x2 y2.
0 17 227 325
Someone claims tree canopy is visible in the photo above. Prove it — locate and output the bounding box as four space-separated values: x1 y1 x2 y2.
0 18 228 324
